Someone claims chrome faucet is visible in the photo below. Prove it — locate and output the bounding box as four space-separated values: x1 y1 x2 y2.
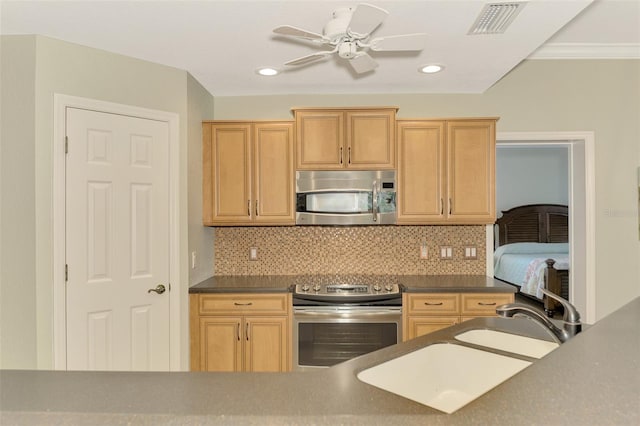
496 288 582 343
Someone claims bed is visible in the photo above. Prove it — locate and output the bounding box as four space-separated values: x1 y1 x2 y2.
493 204 569 316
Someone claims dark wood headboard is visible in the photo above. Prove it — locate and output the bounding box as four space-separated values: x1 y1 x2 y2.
495 204 568 247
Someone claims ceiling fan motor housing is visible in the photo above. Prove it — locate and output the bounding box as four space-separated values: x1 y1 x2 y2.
338 42 358 59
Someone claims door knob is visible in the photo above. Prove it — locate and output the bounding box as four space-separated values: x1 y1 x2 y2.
148 284 166 294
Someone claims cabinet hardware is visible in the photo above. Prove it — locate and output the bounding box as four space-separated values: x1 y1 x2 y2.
348 146 351 164
245 322 249 341
255 200 259 216
234 302 253 306
478 302 497 306
247 200 250 216
449 198 452 215
339 147 343 164
237 323 241 341
440 199 444 215
425 302 444 306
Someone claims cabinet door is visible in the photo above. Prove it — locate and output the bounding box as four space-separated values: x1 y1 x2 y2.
446 120 496 223
346 110 395 169
204 123 252 224
397 121 446 223
405 316 460 341
244 316 289 372
253 122 295 224
199 317 242 372
295 110 344 169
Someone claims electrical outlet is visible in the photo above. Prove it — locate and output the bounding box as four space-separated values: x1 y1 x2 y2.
464 246 477 259
249 247 258 261
439 246 453 259
420 243 428 259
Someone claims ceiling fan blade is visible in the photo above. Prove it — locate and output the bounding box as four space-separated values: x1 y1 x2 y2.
273 25 327 43
284 51 332 66
369 33 428 52
348 3 388 37
348 52 378 74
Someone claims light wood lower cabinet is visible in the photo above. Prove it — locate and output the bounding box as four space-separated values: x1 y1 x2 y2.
190 293 291 372
403 292 514 341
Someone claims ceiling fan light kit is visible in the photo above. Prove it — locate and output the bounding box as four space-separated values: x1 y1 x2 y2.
272 3 428 75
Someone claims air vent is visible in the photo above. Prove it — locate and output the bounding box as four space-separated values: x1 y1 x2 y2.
468 2 526 35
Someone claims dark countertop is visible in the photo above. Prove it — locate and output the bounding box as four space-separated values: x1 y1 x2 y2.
189 274 517 294
2 297 639 425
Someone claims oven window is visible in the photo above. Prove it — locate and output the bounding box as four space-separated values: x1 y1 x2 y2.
297 191 372 214
298 322 397 367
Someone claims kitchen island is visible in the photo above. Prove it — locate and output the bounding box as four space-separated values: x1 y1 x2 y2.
2 296 639 425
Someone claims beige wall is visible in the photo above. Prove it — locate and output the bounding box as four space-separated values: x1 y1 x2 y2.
213 59 640 320
0 35 214 369
1 36 38 369
187 74 215 283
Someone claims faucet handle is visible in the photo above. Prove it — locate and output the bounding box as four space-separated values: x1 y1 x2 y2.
540 288 581 323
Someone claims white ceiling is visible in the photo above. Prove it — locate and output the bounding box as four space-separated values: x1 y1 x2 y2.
1 0 639 96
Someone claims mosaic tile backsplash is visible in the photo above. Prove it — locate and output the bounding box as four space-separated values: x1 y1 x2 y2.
214 226 486 275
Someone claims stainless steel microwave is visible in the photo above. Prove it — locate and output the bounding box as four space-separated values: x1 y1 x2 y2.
295 170 396 226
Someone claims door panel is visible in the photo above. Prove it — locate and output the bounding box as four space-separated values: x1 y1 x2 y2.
65 108 170 371
253 122 295 222
397 121 446 222
447 121 496 221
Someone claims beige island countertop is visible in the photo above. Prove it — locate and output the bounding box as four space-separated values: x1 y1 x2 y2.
2 296 639 425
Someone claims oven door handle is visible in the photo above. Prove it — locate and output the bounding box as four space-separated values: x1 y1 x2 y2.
293 307 402 317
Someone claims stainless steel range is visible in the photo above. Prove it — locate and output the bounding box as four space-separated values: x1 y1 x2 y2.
292 275 403 371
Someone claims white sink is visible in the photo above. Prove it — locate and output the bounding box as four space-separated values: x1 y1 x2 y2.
455 329 559 359
357 343 531 414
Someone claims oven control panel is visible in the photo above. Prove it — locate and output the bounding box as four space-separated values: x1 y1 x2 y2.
293 283 401 297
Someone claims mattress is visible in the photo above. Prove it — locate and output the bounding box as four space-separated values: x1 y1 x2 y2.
494 243 569 299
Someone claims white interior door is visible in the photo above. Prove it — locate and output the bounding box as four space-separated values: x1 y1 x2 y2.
65 107 170 371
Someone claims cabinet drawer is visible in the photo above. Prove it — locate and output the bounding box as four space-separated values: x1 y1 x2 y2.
405 293 460 315
461 293 513 316
199 293 290 315
405 316 460 341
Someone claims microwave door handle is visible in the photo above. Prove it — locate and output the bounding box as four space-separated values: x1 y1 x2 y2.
372 181 378 222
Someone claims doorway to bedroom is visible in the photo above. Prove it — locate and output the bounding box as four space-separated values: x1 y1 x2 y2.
494 132 595 324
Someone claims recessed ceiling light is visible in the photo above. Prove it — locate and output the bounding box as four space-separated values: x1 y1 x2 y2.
419 64 444 74
256 67 279 76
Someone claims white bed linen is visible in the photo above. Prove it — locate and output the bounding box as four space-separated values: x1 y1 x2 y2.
494 243 569 299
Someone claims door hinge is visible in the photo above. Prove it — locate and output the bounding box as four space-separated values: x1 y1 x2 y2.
168 283 171 292
65 264 68 282
65 136 69 154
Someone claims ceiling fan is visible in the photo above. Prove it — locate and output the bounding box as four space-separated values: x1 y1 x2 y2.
273 3 427 74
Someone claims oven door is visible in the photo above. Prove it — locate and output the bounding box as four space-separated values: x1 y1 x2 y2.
292 306 402 372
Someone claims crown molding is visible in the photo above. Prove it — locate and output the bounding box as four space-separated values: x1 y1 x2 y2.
529 43 640 59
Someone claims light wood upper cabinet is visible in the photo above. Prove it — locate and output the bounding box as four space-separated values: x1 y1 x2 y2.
203 121 295 226
294 108 396 170
447 120 496 222
397 118 497 224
